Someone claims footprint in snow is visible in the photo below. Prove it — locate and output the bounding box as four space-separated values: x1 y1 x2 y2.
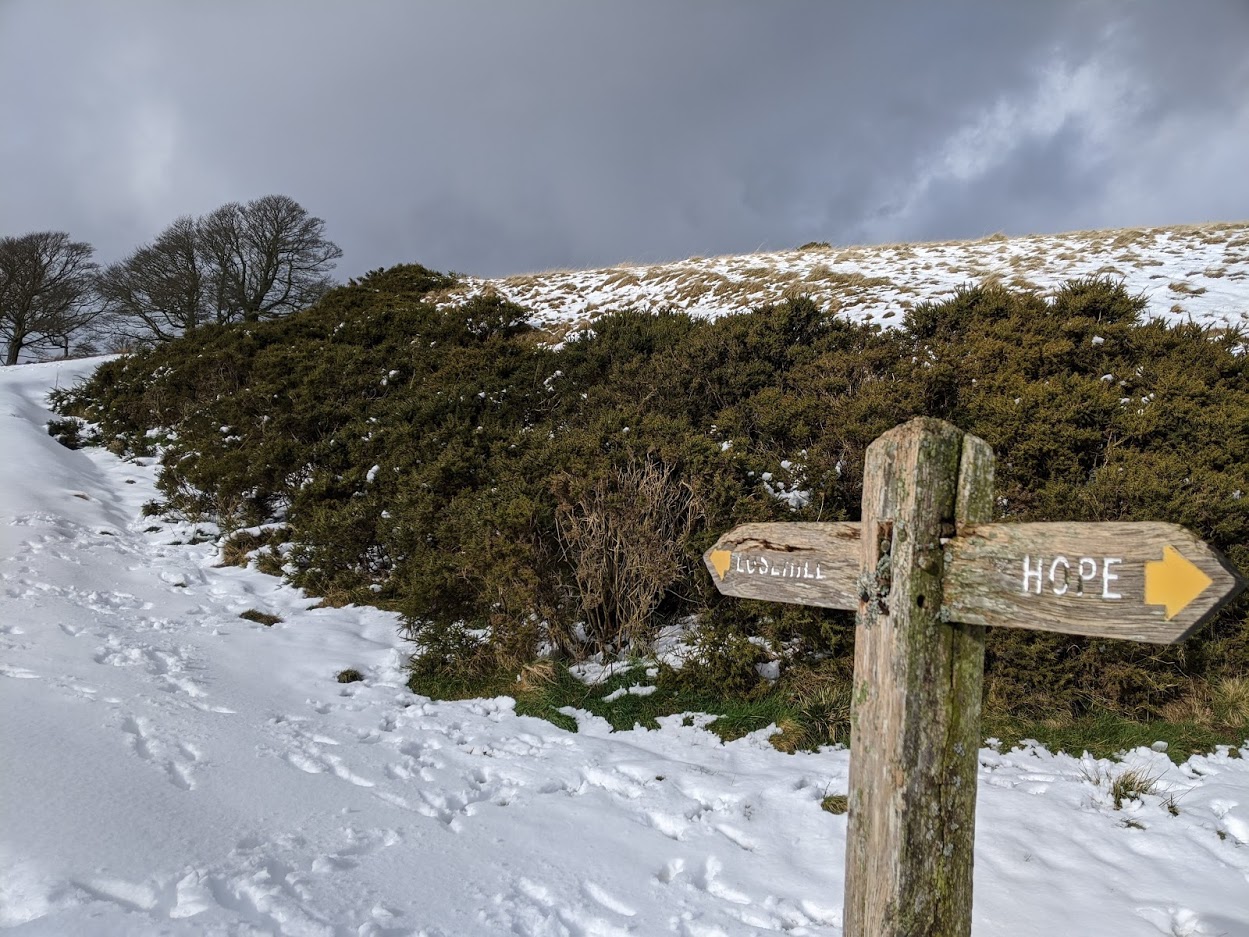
480 877 630 937
693 856 752 906
656 858 685 884
581 880 637 917
267 726 376 788
714 823 758 852
0 665 40 679
119 714 203 791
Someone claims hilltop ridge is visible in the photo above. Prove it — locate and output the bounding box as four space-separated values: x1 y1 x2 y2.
435 222 1249 338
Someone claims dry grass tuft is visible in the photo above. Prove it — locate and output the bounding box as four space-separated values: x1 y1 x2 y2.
601 269 641 289
1109 229 1150 249
239 609 283 627
1109 768 1161 809
821 794 849 814
770 717 806 754
1155 677 1249 728
221 531 264 567
516 659 559 695
770 666 853 752
1212 676 1249 726
1159 693 1212 725
219 527 290 573
1082 762 1163 810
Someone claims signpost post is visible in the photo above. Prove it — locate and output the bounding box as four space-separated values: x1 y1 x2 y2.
703 417 1245 937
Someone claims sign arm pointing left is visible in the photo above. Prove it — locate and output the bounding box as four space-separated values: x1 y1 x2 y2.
703 521 862 611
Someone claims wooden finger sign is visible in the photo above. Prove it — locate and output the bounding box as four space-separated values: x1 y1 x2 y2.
702 417 1247 937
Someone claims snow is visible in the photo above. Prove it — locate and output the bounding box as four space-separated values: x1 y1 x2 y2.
600 685 658 703
3 367 1249 928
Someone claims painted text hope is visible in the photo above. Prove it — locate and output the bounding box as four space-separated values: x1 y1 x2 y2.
1021 554 1123 599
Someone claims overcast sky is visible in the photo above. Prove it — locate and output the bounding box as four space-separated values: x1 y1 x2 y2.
3 1 1247 279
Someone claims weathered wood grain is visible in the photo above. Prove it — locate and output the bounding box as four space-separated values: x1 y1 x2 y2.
943 521 1245 643
938 433 991 936
843 418 990 937
702 521 861 609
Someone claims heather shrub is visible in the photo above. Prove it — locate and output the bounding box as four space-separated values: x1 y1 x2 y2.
552 458 703 653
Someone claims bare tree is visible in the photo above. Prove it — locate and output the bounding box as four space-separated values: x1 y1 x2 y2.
97 216 209 345
0 232 100 365
101 196 342 344
197 194 342 323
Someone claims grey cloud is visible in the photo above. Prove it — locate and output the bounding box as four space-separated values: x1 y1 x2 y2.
2 1 1246 280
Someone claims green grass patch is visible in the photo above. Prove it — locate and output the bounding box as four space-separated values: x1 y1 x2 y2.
983 710 1247 763
409 659 811 744
411 659 1246 763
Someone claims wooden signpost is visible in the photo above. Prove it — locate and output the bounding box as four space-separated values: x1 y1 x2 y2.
703 418 1245 937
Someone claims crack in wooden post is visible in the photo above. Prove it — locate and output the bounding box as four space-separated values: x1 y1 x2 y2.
844 419 992 937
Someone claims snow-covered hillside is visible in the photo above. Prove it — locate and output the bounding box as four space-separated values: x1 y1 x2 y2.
436 222 1249 338
3 350 1249 933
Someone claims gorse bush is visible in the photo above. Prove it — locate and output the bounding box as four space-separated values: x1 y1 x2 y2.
55 269 1249 722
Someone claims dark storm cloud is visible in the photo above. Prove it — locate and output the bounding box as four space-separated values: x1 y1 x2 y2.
2 1 1247 279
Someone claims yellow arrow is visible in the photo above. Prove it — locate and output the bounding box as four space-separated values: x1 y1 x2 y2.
1145 545 1213 620
709 550 732 580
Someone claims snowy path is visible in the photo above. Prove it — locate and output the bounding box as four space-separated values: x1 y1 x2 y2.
2 358 1248 936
